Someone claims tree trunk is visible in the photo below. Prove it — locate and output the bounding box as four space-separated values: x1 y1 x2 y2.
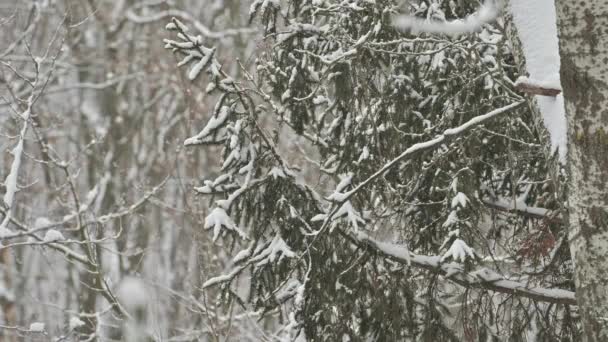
555 1 608 340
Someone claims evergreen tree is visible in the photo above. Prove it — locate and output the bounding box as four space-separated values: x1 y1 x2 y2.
166 1 578 340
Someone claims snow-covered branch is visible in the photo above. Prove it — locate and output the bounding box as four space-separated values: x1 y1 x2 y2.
127 8 255 39
394 1 501 36
340 101 525 203
514 76 561 97
0 72 35 237
482 198 554 220
347 231 576 305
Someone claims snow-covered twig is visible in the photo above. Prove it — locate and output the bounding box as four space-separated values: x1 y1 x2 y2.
0 206 92 265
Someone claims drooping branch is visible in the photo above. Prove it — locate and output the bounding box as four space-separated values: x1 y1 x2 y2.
344 230 577 306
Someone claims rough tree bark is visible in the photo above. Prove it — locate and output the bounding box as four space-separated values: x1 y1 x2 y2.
555 1 608 340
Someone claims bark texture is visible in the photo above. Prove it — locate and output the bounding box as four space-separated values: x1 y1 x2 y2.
555 1 608 340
